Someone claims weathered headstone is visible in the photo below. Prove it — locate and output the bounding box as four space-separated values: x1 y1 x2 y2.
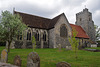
66 46 72 50
58 44 61 51
27 52 40 67
56 61 71 67
1 49 8 63
13 55 21 67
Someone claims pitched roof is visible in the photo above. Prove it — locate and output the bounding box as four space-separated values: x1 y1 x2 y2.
49 13 64 28
14 11 62 29
70 24 89 39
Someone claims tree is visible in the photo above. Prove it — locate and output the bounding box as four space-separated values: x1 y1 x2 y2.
32 35 36 52
69 27 79 59
0 10 27 52
94 25 100 41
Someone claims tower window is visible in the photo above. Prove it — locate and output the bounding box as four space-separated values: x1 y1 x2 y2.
60 25 68 37
89 18 91 21
80 18 82 21
90 27 91 29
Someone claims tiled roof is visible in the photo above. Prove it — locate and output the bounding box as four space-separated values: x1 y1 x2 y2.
70 24 89 39
14 11 62 29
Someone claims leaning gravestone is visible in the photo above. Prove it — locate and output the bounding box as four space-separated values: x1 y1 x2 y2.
27 52 40 67
13 55 21 67
1 49 8 63
56 61 71 67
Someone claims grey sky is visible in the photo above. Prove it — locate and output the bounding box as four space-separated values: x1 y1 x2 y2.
0 0 100 26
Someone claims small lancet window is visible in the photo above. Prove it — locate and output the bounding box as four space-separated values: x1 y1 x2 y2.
27 30 31 40
35 30 39 41
89 18 91 21
43 31 46 41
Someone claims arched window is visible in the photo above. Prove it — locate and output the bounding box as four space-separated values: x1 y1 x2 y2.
37 33 39 41
35 30 39 41
29 32 31 40
27 30 31 40
60 25 68 37
43 31 46 41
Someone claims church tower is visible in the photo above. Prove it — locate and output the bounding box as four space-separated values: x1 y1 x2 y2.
75 8 95 42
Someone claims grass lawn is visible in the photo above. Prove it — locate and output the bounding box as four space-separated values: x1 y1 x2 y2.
0 46 100 67
85 47 100 50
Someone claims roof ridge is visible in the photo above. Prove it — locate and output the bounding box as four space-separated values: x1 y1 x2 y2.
70 23 81 27
48 13 64 29
52 13 64 19
14 11 51 20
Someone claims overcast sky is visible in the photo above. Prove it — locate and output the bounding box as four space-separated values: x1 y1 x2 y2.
0 0 100 27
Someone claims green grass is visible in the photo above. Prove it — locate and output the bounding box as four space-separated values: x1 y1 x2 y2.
0 46 100 67
85 47 100 50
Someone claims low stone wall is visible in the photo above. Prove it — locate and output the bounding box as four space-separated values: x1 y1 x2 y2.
84 49 100 52
15 41 23 48
91 44 97 47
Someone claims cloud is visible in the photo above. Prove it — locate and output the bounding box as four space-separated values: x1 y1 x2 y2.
82 0 100 26
0 0 100 27
82 0 100 12
61 0 86 8
0 0 63 18
93 10 100 26
14 1 62 18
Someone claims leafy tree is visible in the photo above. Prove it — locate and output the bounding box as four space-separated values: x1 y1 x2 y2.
32 35 36 52
94 25 100 41
0 10 27 52
69 27 79 59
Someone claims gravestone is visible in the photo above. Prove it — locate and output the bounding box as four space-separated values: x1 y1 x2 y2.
13 55 21 67
58 44 61 51
56 61 71 67
27 52 40 67
1 49 8 63
66 46 72 50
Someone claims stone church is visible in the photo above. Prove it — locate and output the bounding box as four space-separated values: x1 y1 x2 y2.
10 8 95 49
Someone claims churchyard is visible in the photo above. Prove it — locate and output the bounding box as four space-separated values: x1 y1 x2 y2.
0 46 100 67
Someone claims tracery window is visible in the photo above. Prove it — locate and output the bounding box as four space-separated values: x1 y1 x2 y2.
27 30 31 40
35 30 39 41
60 25 68 37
